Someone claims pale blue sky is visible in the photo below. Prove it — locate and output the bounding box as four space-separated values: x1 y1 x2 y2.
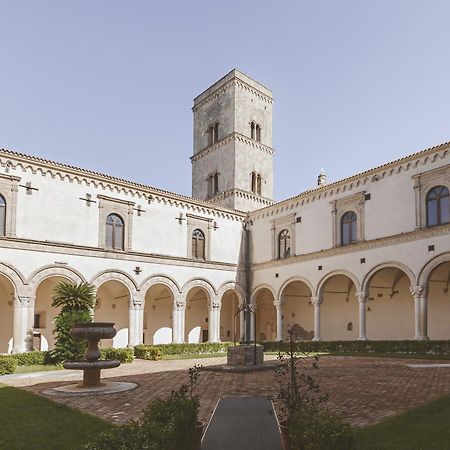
1 1 449 201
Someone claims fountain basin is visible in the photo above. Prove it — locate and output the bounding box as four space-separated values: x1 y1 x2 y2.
64 360 120 370
70 322 117 340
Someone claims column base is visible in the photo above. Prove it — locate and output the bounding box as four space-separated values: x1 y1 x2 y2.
312 337 322 342
357 337 368 341
414 336 430 341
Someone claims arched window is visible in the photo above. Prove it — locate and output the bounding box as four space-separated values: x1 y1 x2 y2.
278 229 291 259
256 124 261 142
251 172 256 193
250 121 255 139
213 172 219 194
192 229 205 260
214 122 219 143
341 211 357 245
106 213 124 250
0 195 5 236
427 185 450 227
256 174 262 195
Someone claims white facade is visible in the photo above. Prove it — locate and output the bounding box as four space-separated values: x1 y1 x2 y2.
0 69 449 353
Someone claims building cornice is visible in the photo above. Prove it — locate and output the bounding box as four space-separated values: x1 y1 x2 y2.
207 188 274 210
252 223 450 270
249 140 450 221
0 236 239 271
0 148 246 221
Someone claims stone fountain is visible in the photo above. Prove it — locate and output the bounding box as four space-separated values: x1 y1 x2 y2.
44 322 136 396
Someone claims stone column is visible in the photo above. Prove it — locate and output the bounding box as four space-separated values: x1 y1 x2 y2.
13 295 34 353
420 295 429 340
410 286 424 340
250 304 257 343
208 298 221 343
128 297 144 348
274 301 283 341
172 299 185 343
312 296 322 341
356 292 368 341
239 307 245 342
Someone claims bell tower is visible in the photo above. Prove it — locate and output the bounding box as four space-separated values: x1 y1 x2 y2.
191 69 275 212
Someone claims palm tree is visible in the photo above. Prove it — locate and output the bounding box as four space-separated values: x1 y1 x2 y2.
52 281 96 312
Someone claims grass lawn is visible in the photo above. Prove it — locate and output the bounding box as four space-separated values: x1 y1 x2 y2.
161 352 226 360
324 352 450 360
355 394 450 449
14 364 63 374
0 383 113 450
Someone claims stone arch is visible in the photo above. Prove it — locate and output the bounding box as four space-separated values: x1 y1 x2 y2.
28 265 85 293
181 278 216 302
139 274 181 303
418 252 450 289
277 276 314 304
217 281 245 305
90 270 138 296
0 263 25 296
250 284 277 306
317 269 360 299
362 262 415 296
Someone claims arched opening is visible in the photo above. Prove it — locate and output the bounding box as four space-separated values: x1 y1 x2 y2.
192 229 205 260
254 288 276 341
94 280 130 348
106 213 124 250
34 276 69 351
0 274 14 353
278 229 291 259
341 211 357 245
320 274 358 340
426 186 450 227
0 195 6 236
143 284 173 345
219 289 241 342
427 260 450 339
365 267 413 339
185 287 209 343
279 280 314 341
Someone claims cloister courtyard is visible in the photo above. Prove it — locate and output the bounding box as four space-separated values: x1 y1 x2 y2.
3 354 450 428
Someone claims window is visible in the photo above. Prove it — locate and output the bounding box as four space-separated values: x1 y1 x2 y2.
251 172 256 193
0 195 5 236
256 124 261 142
278 229 291 259
250 122 262 141
34 314 41 329
206 123 220 146
250 121 255 139
341 211 357 245
251 172 262 195
427 185 450 227
207 172 219 197
192 229 205 260
106 213 124 250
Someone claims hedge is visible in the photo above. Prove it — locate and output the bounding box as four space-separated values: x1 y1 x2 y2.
134 342 234 359
100 347 134 363
0 356 17 375
261 340 450 355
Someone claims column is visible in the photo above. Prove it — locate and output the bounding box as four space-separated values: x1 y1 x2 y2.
250 304 256 343
172 299 185 343
128 297 144 347
410 286 423 340
356 292 368 341
239 307 245 342
274 301 283 341
419 289 429 341
311 296 322 341
13 295 34 353
208 295 221 343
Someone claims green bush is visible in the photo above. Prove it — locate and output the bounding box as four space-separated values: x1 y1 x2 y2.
134 346 163 361
262 340 450 356
0 356 17 375
13 351 48 366
100 348 134 363
288 404 356 450
134 342 233 359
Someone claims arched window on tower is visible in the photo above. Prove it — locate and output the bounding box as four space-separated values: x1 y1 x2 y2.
278 229 291 259
427 186 450 227
341 211 357 246
214 122 219 143
251 172 256 193
192 229 205 260
213 172 219 195
0 195 5 236
255 124 261 142
250 121 255 139
206 125 214 146
256 174 262 195
106 213 124 250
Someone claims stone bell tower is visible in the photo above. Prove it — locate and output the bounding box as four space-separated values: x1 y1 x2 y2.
191 69 275 212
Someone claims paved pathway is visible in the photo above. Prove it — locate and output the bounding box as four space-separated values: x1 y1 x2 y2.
3 356 450 427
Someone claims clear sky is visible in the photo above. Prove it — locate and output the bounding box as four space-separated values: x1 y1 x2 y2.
1 1 449 202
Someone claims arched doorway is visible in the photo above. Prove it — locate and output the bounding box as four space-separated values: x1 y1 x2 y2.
0 274 15 353
319 274 358 340
427 260 450 339
364 267 413 340
185 287 209 343
34 276 68 351
94 280 130 348
219 289 241 342
143 284 174 344
254 288 276 341
279 280 314 340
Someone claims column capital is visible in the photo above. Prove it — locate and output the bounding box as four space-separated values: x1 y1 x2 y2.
355 292 367 304
17 295 34 308
175 299 186 311
311 296 322 305
130 296 144 310
273 301 282 310
409 285 425 297
211 301 221 310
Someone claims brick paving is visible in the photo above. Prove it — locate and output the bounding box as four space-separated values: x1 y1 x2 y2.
3 356 450 427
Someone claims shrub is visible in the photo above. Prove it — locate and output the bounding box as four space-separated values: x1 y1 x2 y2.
100 348 134 363
13 351 48 366
0 356 17 375
288 404 356 450
134 346 163 361
134 342 233 358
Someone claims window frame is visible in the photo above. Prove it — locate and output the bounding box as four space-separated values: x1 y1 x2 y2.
340 211 357 246
426 185 450 227
106 213 125 251
278 229 291 259
192 228 206 260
